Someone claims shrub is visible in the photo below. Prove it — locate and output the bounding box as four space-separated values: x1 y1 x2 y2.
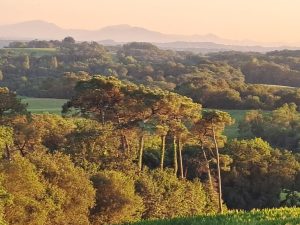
136 169 207 219
90 170 144 225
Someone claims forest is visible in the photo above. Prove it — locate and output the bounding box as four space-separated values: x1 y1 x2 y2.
1 38 300 225
2 38 300 111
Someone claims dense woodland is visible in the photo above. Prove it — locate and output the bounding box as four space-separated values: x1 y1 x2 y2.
2 39 300 225
3 38 300 110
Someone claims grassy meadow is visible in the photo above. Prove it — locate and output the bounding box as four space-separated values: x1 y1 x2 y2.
223 109 249 139
128 208 300 225
21 97 67 114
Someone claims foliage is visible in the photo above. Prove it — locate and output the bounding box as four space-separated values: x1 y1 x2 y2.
27 151 95 225
0 126 13 157
0 88 27 117
4 39 300 111
1 151 95 225
65 118 120 168
1 155 53 225
136 169 208 220
280 189 300 207
239 103 300 151
3 43 300 224
0 174 10 225
90 170 144 225
223 138 300 209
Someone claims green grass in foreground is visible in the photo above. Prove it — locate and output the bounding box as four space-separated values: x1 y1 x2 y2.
128 208 300 225
21 97 67 114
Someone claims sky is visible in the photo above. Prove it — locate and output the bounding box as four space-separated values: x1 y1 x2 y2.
1 0 300 44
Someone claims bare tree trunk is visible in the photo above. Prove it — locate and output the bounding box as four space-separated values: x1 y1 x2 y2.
124 134 130 152
17 141 26 157
212 123 223 214
202 145 213 190
101 110 105 125
87 141 96 159
178 138 184 179
120 135 127 152
91 141 96 153
138 135 144 171
184 166 188 178
19 148 25 157
5 144 11 160
119 132 130 153
173 136 178 176
160 135 166 170
117 115 128 153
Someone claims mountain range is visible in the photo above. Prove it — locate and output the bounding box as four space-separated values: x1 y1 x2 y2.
0 20 299 52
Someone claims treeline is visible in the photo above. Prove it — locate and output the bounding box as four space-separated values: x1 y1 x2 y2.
3 38 300 110
209 51 300 87
7 37 74 49
239 103 300 151
1 76 300 224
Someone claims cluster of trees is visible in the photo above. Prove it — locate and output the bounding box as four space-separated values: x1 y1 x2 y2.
0 78 228 224
223 102 300 209
239 103 300 151
2 75 300 225
3 36 300 223
0 37 112 98
3 38 300 111
208 51 300 88
223 138 300 209
242 59 300 87
7 38 74 49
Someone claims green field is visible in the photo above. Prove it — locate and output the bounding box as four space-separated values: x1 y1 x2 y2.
128 208 300 225
21 97 67 114
223 109 249 140
0 48 57 57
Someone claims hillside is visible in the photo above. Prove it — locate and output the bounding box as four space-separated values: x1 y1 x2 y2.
3 41 300 111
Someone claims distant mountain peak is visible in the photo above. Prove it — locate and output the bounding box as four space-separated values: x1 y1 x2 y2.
8 20 61 28
0 20 298 50
19 20 52 24
99 24 156 33
101 24 132 29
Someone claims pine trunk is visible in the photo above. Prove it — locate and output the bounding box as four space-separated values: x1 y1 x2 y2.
124 135 130 152
202 146 213 190
160 135 166 170
212 123 223 214
178 138 184 179
120 134 127 152
101 110 105 125
173 136 178 175
5 144 11 160
138 135 144 171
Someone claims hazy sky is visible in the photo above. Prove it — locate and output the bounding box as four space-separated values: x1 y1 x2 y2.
1 0 300 44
